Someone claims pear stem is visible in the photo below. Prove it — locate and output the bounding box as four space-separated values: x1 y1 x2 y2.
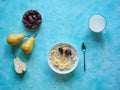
33 33 37 38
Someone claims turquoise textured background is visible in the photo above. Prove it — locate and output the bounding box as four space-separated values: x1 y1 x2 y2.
0 0 120 90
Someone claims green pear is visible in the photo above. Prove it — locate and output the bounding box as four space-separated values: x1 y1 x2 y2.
14 56 27 74
7 34 25 45
21 37 35 54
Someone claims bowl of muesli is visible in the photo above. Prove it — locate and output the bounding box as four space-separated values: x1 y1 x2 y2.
48 43 79 74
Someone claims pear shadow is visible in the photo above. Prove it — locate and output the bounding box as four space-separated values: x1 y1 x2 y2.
19 49 32 61
11 43 23 57
14 70 26 80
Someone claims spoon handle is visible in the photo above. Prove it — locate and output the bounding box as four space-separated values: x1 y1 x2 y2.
83 51 86 72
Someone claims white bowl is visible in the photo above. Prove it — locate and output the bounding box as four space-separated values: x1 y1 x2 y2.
89 14 106 32
48 43 79 74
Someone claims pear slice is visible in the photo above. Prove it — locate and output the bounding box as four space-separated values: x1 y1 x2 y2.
14 56 27 74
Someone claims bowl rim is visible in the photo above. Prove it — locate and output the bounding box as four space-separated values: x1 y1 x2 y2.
47 43 79 74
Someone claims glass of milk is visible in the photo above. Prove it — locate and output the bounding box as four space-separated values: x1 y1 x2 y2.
89 14 106 32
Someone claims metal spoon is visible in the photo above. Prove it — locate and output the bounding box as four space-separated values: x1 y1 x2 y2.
82 42 87 72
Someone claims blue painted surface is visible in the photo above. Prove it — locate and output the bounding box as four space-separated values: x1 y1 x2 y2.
0 0 120 90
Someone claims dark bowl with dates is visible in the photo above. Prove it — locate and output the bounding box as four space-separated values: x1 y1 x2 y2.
22 10 42 30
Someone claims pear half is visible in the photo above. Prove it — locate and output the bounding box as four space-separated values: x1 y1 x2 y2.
14 56 27 74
